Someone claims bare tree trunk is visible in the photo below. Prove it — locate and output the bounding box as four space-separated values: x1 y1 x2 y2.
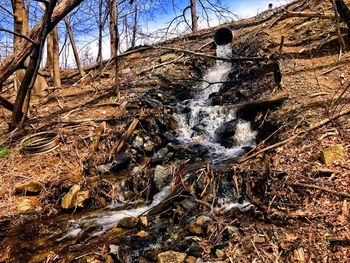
64 16 85 76
97 0 103 66
11 0 58 129
190 0 198 32
52 26 61 87
334 0 350 34
131 5 137 48
13 0 27 48
109 0 117 58
110 0 119 95
46 33 54 74
0 0 86 90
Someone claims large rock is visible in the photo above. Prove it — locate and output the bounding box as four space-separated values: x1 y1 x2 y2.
154 165 172 190
215 119 240 148
61 184 81 209
157 251 187 263
15 181 44 194
320 144 345 165
111 153 130 172
117 217 140 229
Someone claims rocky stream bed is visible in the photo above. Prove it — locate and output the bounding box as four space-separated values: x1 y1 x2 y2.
1 0 350 262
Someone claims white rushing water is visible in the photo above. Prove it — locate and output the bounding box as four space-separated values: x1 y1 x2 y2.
175 44 257 163
58 183 174 240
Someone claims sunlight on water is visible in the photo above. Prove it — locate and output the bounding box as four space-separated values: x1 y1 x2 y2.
175 43 256 162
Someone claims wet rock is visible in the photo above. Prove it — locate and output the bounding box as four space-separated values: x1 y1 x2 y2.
145 98 164 108
162 132 176 142
152 147 174 164
154 165 172 190
187 143 209 157
320 144 345 165
156 115 178 131
215 119 240 148
61 184 80 209
117 217 140 229
15 181 44 194
111 153 130 172
157 251 187 263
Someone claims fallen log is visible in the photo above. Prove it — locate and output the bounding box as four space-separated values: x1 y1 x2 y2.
109 118 139 160
222 91 289 119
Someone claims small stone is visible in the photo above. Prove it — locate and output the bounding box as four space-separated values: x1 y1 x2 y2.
253 235 266 243
109 244 120 255
15 181 44 194
185 256 196 263
226 226 239 235
139 216 148 226
320 144 345 165
144 140 155 152
61 184 81 209
157 251 187 263
106 255 114 263
188 224 203 235
133 135 144 148
215 249 225 258
117 217 140 229
195 215 211 226
136 230 149 237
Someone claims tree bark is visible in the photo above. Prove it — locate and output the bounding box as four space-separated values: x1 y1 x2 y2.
109 0 117 58
11 0 58 129
52 26 62 87
97 0 103 66
131 5 137 48
190 0 198 32
64 16 85 76
335 0 350 29
0 0 85 89
12 0 28 48
46 33 54 74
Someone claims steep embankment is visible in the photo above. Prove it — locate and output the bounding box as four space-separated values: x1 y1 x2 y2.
0 0 349 262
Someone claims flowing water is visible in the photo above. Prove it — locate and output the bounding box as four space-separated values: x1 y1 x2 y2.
59 44 257 240
175 44 257 163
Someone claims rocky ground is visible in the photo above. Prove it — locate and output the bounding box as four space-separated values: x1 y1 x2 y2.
0 0 350 262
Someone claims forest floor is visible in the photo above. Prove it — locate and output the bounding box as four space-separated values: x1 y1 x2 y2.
0 0 349 262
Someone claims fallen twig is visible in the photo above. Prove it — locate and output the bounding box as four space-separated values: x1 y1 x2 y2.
154 46 268 62
289 182 350 198
138 53 184 75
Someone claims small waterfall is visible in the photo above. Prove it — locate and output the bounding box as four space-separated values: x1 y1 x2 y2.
175 44 257 163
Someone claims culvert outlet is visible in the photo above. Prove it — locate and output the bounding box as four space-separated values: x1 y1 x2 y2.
214 27 233 46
